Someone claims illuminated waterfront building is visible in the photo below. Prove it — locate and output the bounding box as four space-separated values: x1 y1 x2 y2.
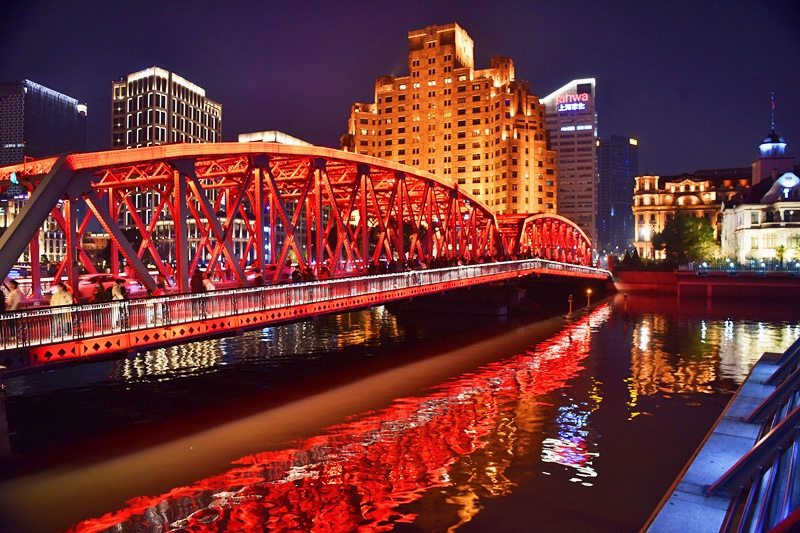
238 131 316 263
0 80 88 263
111 67 225 265
721 124 800 266
631 168 750 259
344 23 558 215
635 112 800 262
541 78 598 246
598 135 639 253
111 66 221 149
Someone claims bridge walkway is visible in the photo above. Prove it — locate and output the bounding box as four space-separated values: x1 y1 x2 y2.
0 260 610 375
645 336 800 532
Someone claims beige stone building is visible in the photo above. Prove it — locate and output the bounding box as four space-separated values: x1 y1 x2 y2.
343 23 558 215
720 127 800 266
632 168 751 259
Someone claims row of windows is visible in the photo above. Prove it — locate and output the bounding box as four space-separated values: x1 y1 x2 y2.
120 94 220 123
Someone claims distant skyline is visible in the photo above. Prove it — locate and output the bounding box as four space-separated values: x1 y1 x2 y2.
1 0 798 176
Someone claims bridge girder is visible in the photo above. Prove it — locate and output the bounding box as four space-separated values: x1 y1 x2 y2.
0 144 592 295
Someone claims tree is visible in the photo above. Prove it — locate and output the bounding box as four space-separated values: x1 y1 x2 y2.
775 245 787 268
651 210 717 265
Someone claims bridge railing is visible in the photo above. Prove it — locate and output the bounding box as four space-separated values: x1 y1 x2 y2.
0 259 607 351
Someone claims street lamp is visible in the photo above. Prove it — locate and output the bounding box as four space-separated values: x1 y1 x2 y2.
585 288 592 310
567 294 574 319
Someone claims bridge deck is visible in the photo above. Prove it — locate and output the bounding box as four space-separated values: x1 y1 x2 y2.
1 260 610 375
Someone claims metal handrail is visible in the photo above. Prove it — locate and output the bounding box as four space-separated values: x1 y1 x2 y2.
746 365 800 424
708 338 800 532
707 404 800 496
764 337 800 386
0 259 609 351
677 263 800 273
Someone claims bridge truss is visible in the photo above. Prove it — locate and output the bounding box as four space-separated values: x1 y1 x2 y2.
0 144 592 297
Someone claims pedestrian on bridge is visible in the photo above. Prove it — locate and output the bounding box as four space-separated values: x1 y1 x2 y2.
6 280 23 311
3 280 26 346
50 282 74 337
190 270 207 318
111 278 128 330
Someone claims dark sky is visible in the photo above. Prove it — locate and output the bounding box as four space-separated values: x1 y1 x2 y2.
2 0 798 176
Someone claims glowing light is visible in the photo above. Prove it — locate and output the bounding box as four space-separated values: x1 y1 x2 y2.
558 102 586 112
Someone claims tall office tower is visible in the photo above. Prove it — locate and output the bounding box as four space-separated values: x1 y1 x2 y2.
345 23 558 215
0 80 87 166
0 80 87 264
598 135 639 253
541 78 598 248
111 66 221 149
111 67 223 266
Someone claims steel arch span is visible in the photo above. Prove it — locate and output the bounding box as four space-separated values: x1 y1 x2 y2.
0 143 590 296
496 213 592 266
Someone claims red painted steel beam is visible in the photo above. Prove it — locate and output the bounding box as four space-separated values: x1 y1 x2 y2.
1 144 595 292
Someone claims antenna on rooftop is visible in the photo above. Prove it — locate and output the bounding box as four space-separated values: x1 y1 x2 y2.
771 92 776 130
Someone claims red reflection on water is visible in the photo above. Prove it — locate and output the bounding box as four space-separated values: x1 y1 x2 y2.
66 306 610 532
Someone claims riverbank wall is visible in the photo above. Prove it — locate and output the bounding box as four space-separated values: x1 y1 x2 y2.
614 269 800 300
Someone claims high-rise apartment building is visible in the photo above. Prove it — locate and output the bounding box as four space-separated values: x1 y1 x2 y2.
111 66 221 149
598 135 639 253
541 79 598 247
344 23 558 215
0 80 88 264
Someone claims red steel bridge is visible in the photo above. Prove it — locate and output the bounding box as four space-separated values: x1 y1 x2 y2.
0 144 608 373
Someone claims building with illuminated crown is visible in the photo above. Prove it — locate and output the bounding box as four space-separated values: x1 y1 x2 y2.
111 66 221 149
110 67 224 267
0 80 88 264
344 23 558 216
541 79 598 246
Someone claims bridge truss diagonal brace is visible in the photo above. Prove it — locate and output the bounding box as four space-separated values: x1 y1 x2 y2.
0 154 74 283
83 188 156 292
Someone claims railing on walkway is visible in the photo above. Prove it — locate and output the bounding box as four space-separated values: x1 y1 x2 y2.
706 336 800 532
678 262 800 274
0 259 608 351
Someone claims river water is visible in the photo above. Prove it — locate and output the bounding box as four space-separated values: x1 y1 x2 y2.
0 293 797 532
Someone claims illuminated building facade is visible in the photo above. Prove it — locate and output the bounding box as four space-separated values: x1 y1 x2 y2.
111 66 221 149
541 79 598 247
598 135 639 253
111 67 224 267
238 131 316 264
0 80 87 264
721 126 800 266
345 23 558 215
632 168 750 259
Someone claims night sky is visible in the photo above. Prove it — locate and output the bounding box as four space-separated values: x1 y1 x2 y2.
2 0 798 176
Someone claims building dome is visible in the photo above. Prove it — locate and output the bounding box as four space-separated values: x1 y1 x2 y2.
759 126 788 158
762 128 786 145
